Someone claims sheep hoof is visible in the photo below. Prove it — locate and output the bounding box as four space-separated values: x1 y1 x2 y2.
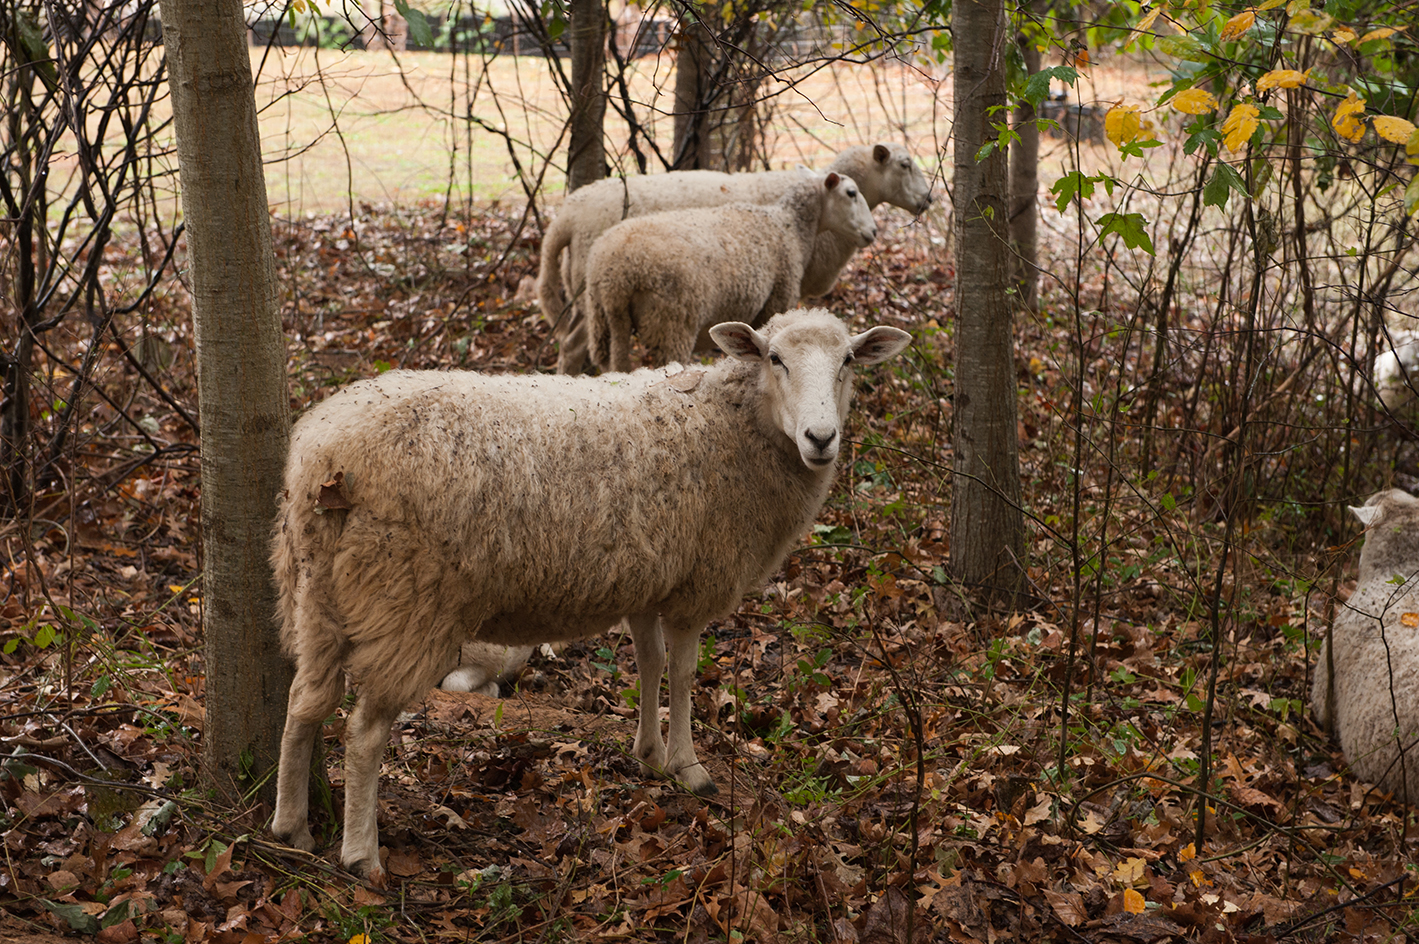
678 764 717 796
343 856 387 887
273 825 317 854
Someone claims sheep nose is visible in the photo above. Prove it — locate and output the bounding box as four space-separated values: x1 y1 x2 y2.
805 428 837 452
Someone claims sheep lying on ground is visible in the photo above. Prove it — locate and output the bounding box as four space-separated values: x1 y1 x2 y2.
1311 488 1419 805
1374 328 1419 412
584 172 875 372
439 642 536 696
539 143 933 373
270 308 912 878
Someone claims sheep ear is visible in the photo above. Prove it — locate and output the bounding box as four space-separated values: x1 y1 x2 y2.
873 144 890 163
1351 504 1383 528
825 172 841 190
850 326 911 365
711 322 767 360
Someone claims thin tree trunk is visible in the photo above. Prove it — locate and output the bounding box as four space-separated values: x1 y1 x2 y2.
1009 32 1040 311
951 0 1025 611
566 0 606 191
672 13 711 170
158 0 292 805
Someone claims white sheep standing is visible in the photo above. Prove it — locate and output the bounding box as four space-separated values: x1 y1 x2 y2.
584 172 876 373
269 308 912 879
539 143 933 373
1311 488 1419 805
1373 328 1419 413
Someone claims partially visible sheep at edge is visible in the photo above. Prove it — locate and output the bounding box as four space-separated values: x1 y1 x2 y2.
1374 328 1419 413
1311 488 1419 805
269 308 913 880
585 172 875 373
539 142 933 374
440 642 536 696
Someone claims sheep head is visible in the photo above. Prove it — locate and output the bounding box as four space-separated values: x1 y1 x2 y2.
711 309 910 470
872 142 934 216
1351 488 1419 585
821 173 877 248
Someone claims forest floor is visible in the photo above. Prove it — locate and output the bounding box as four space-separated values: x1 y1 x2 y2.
1 197 1417 944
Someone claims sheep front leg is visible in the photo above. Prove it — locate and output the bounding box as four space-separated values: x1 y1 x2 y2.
339 694 404 881
665 621 716 795
627 614 667 775
272 659 346 854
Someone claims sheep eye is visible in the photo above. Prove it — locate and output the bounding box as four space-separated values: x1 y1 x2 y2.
842 354 854 367
769 352 784 367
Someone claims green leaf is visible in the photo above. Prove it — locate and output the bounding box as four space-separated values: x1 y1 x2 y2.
1118 138 1163 162
1021 65 1080 108
392 0 434 47
1156 34 1208 62
1050 170 1096 212
1406 176 1419 216
1203 162 1247 209
39 900 99 935
1096 212 1155 254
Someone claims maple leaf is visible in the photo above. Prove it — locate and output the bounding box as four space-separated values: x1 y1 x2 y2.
1256 68 1309 92
1219 9 1256 41
1172 88 1219 114
1332 91 1366 142
1221 103 1261 151
1106 104 1142 147
1373 116 1417 145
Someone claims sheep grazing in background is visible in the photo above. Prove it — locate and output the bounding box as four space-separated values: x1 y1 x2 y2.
439 642 536 696
539 143 933 373
1374 328 1419 413
270 308 912 879
1311 488 1419 805
584 172 876 373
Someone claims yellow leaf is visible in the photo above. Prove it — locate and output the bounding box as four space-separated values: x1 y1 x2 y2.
1333 26 1358 44
1189 868 1211 887
349 936 367 944
1172 88 1219 114
1257 0 1285 8
1374 116 1418 144
1285 0 1309 11
1402 612 1419 628
1113 856 1147 886
1220 9 1256 41
1178 843 1197 862
1106 104 1143 147
1332 91 1366 143
1256 68 1309 92
1408 128 1419 165
1222 103 1261 151
1359 26 1403 44
1138 7 1162 32
1123 888 1147 913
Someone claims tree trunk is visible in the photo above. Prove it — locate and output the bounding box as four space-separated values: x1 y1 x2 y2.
158 0 292 805
951 0 1026 610
1009 32 1040 311
566 0 607 191
672 13 711 170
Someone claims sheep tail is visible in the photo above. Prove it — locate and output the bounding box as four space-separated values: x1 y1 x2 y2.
538 214 575 337
270 489 345 659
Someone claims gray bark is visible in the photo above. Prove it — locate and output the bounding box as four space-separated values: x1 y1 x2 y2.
1009 34 1040 311
951 0 1026 609
158 0 292 803
672 14 711 170
566 0 607 191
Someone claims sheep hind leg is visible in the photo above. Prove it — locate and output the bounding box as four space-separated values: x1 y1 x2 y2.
272 658 346 854
627 614 667 776
665 620 716 796
338 692 405 881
